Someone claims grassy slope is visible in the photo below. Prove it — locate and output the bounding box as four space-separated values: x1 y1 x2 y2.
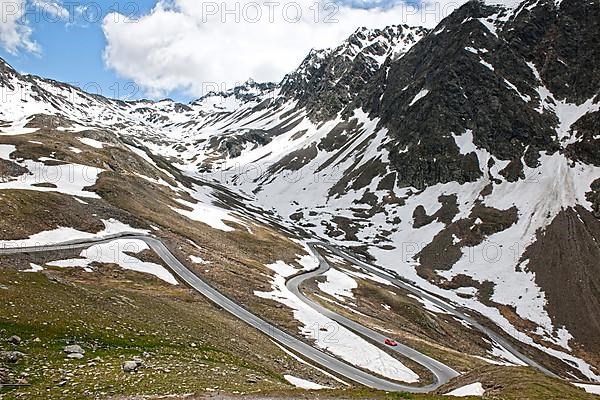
0 267 337 399
109 367 597 400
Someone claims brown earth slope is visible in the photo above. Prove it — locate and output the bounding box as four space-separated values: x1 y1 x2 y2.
523 206 600 364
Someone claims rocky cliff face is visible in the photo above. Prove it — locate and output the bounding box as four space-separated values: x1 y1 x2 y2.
281 25 428 121
352 0 599 189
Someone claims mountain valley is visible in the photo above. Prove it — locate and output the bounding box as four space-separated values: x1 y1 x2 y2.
1 0 600 398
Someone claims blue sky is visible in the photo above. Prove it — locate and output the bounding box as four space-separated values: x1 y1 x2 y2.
0 0 453 102
0 0 177 100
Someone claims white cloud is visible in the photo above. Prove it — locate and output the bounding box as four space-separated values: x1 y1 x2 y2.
0 0 69 54
102 0 464 98
0 0 38 54
32 0 69 21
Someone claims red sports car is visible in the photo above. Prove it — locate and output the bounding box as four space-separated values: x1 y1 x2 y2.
384 338 398 347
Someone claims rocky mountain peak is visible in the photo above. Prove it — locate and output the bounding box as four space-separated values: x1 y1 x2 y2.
280 24 428 120
348 0 599 189
0 57 20 89
190 79 278 110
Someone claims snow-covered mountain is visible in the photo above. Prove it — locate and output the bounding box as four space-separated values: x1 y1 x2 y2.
1 0 600 383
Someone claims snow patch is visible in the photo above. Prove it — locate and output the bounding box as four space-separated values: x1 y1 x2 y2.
452 130 477 155
189 255 211 265
0 144 103 198
0 219 148 248
23 263 43 273
171 197 240 232
318 268 357 301
574 383 600 395
409 89 430 107
0 125 38 136
47 239 178 284
408 294 451 315
444 382 485 397
479 59 494 71
284 375 327 390
78 138 106 149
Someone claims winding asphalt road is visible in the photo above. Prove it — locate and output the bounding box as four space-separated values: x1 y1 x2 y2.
0 233 452 392
288 243 459 389
316 243 557 378
0 233 555 392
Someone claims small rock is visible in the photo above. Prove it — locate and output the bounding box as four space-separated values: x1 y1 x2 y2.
33 337 41 343
8 335 22 345
0 367 10 383
0 351 26 363
67 353 84 360
63 345 85 355
122 361 139 373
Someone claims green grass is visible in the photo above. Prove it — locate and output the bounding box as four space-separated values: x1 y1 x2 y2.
4 269 590 400
0 268 310 399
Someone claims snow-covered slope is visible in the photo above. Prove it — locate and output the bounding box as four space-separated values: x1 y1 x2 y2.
0 58 277 144
160 0 600 380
